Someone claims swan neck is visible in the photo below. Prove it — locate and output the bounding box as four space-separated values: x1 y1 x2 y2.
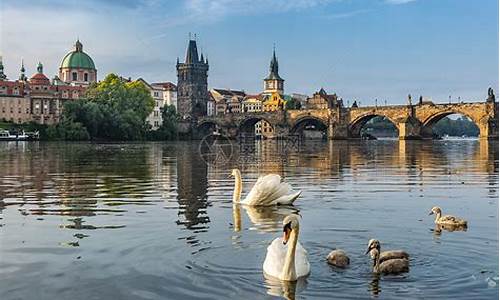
372 249 380 273
233 171 242 203
282 227 299 281
434 211 441 223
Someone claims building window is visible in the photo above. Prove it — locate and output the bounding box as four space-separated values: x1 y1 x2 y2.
72 72 77 81
84 73 88 82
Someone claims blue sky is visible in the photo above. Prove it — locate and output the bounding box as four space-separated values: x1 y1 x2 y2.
1 0 498 104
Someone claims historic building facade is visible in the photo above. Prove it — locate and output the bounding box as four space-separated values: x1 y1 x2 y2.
176 39 209 119
306 88 343 110
137 79 178 130
0 40 95 125
0 61 85 124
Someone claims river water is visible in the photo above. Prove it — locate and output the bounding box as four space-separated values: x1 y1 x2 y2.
0 140 498 299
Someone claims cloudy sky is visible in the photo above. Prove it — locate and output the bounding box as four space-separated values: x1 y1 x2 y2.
1 0 498 104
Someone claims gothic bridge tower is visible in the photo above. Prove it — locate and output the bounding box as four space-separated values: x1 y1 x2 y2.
176 38 209 119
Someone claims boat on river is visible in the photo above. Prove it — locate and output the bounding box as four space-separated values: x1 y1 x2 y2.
0 130 39 141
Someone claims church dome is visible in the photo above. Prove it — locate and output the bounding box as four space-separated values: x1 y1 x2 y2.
60 40 96 70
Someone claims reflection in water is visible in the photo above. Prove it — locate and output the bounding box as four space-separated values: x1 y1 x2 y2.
368 273 381 297
0 140 497 300
175 143 209 231
264 272 308 300
232 204 299 233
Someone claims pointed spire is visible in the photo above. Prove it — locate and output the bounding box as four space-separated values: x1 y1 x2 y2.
19 59 26 81
185 39 199 64
200 52 204 62
265 45 282 81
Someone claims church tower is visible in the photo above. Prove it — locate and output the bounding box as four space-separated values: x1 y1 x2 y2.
176 38 209 119
263 48 284 95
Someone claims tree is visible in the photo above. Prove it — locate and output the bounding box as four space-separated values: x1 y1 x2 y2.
60 73 155 140
285 98 301 110
149 105 179 140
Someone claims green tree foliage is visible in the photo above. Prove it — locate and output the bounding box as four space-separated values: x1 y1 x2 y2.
285 98 301 110
433 116 479 137
57 73 155 140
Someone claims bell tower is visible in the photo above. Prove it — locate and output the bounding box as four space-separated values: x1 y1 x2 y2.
263 48 284 95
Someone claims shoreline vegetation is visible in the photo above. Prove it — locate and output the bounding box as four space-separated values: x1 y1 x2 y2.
0 74 481 141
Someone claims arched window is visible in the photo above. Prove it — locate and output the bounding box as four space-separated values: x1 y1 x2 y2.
72 72 77 81
84 73 88 82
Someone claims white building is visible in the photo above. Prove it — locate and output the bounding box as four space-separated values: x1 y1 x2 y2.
152 82 177 110
137 79 177 130
207 93 215 116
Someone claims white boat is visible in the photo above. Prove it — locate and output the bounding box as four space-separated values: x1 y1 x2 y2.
0 130 31 141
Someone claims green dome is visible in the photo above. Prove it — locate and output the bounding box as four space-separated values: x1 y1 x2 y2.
60 40 96 70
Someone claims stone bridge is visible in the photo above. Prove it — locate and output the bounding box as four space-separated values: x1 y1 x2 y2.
197 101 498 140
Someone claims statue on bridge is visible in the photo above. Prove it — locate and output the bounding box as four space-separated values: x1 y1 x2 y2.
487 87 495 103
407 94 412 106
352 100 358 108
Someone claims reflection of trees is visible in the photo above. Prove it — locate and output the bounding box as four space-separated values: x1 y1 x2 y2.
175 142 209 230
0 142 156 225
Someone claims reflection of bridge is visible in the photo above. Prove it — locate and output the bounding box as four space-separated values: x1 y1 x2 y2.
197 101 498 140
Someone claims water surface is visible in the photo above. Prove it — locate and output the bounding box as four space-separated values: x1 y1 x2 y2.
0 140 498 299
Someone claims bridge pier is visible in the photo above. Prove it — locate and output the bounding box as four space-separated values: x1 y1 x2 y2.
397 118 422 140
328 121 348 139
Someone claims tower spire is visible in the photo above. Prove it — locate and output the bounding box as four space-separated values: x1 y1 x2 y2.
185 38 199 64
19 59 26 81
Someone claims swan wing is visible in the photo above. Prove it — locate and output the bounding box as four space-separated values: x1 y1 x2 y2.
263 238 286 278
243 175 301 206
263 239 310 279
294 241 311 278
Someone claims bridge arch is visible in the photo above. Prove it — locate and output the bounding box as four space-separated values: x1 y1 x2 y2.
196 120 219 137
238 116 275 137
420 110 481 138
349 113 399 138
290 116 329 138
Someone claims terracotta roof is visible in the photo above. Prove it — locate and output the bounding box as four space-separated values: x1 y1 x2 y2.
29 73 50 85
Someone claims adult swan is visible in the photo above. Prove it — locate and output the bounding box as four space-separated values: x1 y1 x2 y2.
263 214 310 281
230 169 302 206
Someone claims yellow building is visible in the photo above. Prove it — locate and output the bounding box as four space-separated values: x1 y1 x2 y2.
262 92 286 112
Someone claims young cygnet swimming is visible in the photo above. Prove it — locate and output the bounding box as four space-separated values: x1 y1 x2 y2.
365 239 409 275
428 206 467 227
326 249 350 268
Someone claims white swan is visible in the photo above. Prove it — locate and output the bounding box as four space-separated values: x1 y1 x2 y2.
263 215 310 281
230 169 301 206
